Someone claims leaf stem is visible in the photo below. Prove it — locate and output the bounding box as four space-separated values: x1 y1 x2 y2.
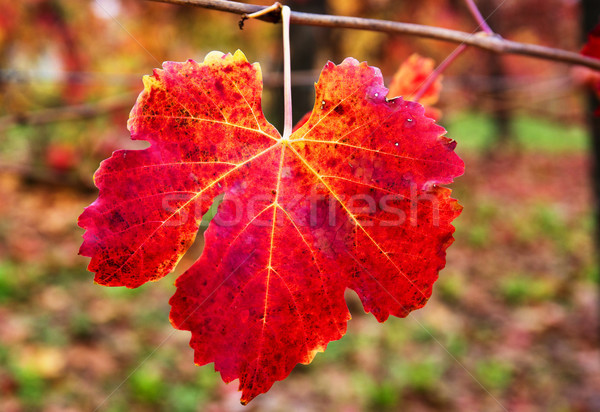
464 0 494 35
281 5 292 139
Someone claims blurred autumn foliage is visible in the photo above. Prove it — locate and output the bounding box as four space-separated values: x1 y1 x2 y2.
0 0 598 411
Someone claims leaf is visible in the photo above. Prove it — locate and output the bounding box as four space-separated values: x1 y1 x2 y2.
581 23 600 60
580 23 600 115
387 53 442 119
78 50 464 404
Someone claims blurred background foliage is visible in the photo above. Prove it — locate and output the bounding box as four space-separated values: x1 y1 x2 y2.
0 0 598 411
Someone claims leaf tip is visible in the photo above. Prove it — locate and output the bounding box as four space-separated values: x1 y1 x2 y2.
340 56 360 66
233 49 248 62
203 49 249 66
203 50 226 63
303 343 327 364
142 73 163 93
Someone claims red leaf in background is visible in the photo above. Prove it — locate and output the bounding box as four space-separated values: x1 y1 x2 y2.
46 142 78 173
78 51 464 404
581 23 600 59
387 53 442 119
579 23 600 115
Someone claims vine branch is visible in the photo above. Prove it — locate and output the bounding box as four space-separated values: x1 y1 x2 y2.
146 0 600 71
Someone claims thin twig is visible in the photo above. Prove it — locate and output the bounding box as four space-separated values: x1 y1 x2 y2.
243 1 281 20
239 1 281 29
413 0 493 102
464 0 494 35
146 0 600 71
413 44 468 102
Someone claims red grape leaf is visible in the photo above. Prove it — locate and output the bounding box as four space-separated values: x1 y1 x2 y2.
78 50 464 404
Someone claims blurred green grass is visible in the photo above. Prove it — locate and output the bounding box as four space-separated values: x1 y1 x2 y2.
445 111 588 152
